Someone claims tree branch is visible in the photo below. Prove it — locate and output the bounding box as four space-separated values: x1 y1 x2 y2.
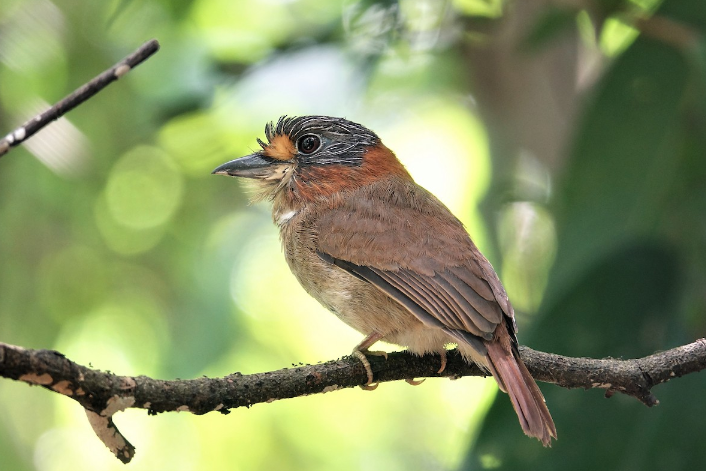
0 39 160 159
1 339 704 463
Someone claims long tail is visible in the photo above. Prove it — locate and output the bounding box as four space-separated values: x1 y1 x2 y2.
485 335 557 446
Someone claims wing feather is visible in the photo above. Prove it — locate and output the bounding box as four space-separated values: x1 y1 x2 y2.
384 271 461 329
450 265 495 301
320 254 447 330
313 178 515 351
428 270 496 337
439 270 503 324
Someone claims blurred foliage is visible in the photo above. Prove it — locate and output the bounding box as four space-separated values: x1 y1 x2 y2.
466 1 706 469
0 0 704 470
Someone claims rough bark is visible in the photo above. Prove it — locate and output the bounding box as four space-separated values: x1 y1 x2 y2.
1 339 704 463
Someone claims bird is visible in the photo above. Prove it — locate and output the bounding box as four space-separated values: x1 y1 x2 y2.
212 115 556 445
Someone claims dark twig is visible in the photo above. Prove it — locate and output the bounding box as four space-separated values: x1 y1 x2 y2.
634 15 701 51
1 339 705 463
0 39 160 159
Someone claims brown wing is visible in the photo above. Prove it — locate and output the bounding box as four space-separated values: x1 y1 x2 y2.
315 178 515 354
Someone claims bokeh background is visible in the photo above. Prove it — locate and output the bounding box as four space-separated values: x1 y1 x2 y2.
1 0 705 470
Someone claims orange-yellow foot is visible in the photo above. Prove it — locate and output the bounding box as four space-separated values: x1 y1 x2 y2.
353 333 386 390
353 349 388 390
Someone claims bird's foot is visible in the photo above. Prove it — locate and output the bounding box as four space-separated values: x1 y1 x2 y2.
352 349 376 389
353 349 387 390
352 333 386 390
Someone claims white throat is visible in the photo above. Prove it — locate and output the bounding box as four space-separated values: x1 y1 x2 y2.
276 209 297 226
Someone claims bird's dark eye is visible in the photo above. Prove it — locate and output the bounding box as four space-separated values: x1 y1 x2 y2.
297 134 321 154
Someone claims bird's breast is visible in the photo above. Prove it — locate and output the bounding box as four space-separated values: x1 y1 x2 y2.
278 209 420 337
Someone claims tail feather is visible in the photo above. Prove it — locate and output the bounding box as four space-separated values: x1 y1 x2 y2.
486 340 557 446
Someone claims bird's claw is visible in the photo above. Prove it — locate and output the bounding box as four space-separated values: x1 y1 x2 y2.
353 349 388 390
353 349 375 388
438 351 447 374
367 350 388 360
405 378 426 386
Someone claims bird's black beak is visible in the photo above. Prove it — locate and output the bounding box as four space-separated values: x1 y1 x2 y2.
212 153 280 179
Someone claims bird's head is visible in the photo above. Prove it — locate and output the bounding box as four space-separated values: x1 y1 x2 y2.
212 116 410 203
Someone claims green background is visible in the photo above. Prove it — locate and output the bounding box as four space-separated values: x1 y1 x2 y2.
0 0 704 470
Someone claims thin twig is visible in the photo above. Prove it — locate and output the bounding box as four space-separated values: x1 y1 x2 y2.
1 339 705 463
634 15 701 51
0 39 160 159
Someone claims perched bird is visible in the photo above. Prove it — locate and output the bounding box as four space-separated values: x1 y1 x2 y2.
213 116 556 445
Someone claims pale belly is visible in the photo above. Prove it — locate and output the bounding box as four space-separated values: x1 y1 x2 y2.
280 226 453 356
